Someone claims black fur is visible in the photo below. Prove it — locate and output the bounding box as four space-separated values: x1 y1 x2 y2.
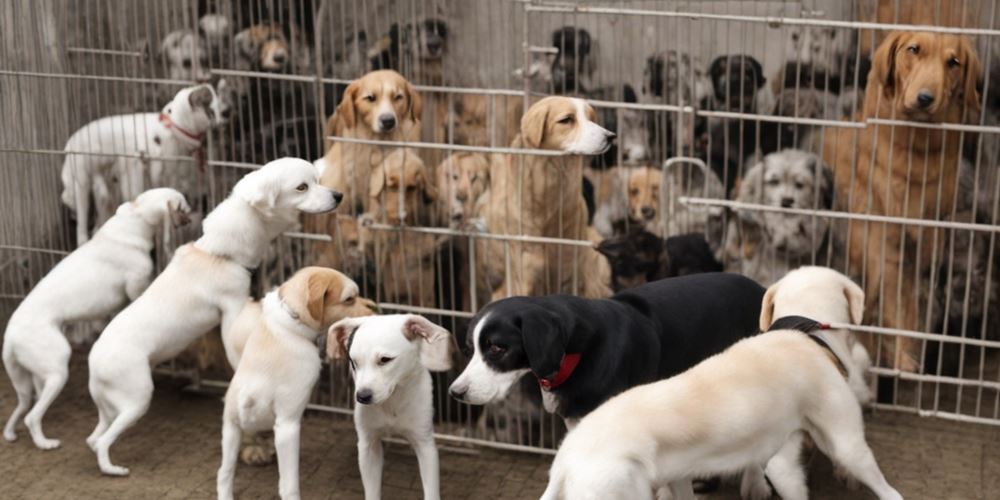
596 231 722 291
551 26 593 94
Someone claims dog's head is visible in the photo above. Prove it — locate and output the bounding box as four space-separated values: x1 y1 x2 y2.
627 166 662 225
643 50 710 106
369 148 435 224
869 31 981 122
328 314 453 405
551 26 595 93
163 83 230 132
234 22 309 73
617 84 651 165
370 18 448 69
759 266 865 331
784 26 850 75
130 187 192 229
336 70 422 137
412 18 448 59
436 152 490 227
234 157 342 217
278 266 376 332
520 96 615 154
709 54 766 112
159 30 210 83
595 230 665 291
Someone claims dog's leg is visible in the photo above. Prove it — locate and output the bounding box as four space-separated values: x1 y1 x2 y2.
411 434 441 500
23 367 68 450
739 465 774 500
274 417 302 500
93 373 153 476
217 418 242 500
357 432 384 500
2 354 33 442
74 169 92 245
667 479 697 500
764 432 807 500
86 405 111 452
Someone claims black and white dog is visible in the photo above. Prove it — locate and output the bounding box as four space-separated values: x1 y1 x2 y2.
448 273 765 425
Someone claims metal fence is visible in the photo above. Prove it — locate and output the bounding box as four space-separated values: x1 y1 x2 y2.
1 0 999 456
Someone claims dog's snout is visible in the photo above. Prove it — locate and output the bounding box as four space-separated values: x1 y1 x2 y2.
272 51 287 64
606 131 617 141
427 38 443 53
916 90 935 108
456 192 468 202
379 114 397 131
356 389 374 405
332 190 344 204
449 385 467 401
640 206 655 219
780 197 795 208
220 108 232 119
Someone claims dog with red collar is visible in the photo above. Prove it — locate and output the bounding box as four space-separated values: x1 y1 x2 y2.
60 82 231 246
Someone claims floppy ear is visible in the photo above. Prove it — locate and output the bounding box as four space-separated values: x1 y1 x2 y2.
750 57 766 89
759 282 778 332
336 82 359 129
817 161 835 210
419 167 437 204
872 31 904 98
368 164 386 199
188 85 213 110
327 317 366 360
405 80 423 123
402 315 453 372
235 170 279 209
167 198 192 227
305 272 331 324
737 160 763 204
520 104 549 148
520 310 567 379
960 37 982 112
233 29 258 61
842 276 866 325
595 238 626 260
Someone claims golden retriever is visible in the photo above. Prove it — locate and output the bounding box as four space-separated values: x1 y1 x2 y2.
627 166 661 233
822 31 981 371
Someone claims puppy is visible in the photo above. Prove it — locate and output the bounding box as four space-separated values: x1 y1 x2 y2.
328 314 453 500
440 94 522 149
217 267 375 499
369 18 449 84
596 230 721 291
822 31 982 371
709 54 767 113
540 320 901 500
86 158 340 476
436 152 490 228
725 149 834 285
60 83 227 245
551 27 596 94
642 50 711 107
480 96 615 299
234 22 311 74
159 29 210 83
2 189 190 450
705 54 771 193
628 164 726 249
626 165 661 233
783 25 854 77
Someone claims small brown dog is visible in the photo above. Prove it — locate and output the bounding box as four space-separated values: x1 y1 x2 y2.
436 152 491 228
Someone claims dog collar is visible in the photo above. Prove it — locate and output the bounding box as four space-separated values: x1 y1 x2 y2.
537 353 581 390
767 315 847 375
159 112 205 149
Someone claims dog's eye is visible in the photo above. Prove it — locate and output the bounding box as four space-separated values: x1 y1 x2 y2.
364 94 376 102
344 296 356 305
629 188 639 196
948 57 961 68
766 179 780 186
794 182 805 189
488 344 506 355
557 115 574 124
452 174 459 181
393 93 404 101
378 356 394 365
182 58 192 68
907 44 920 55
296 183 308 192
406 185 417 192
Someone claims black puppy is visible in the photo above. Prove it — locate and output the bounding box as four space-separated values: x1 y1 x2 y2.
596 230 722 291
708 54 765 113
551 26 594 94
448 273 764 423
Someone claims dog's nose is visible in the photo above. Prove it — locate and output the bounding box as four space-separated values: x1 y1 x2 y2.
780 197 795 208
427 39 442 53
606 131 617 140
449 386 467 401
916 90 935 108
379 114 397 131
220 108 232 119
272 51 287 64
356 389 374 405
456 192 468 202
332 190 344 204
641 206 655 219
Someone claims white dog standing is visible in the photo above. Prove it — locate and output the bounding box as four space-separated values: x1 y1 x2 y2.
60 83 228 246
87 158 340 476
328 314 453 500
2 188 190 450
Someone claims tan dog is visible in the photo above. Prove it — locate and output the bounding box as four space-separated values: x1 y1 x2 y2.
822 32 981 371
436 152 490 228
627 166 661 233
481 96 615 300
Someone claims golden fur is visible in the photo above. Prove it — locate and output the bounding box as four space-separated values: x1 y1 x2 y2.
627 166 661 231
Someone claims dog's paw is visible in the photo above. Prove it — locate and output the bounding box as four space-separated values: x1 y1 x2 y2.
100 464 130 476
239 444 275 466
3 428 17 442
85 436 98 452
33 437 61 450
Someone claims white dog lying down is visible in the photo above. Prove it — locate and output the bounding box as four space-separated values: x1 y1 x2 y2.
756 266 875 499
2 188 190 450
328 314 453 500
541 298 901 500
87 158 340 476
60 82 228 246
217 267 376 500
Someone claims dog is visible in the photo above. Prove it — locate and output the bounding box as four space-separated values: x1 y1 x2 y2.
439 94 523 149
60 83 227 245
539 309 901 500
86 158 340 476
369 18 449 85
479 96 614 300
436 152 490 228
551 27 596 94
627 164 726 249
705 54 771 193
234 22 311 75
725 149 834 285
586 84 650 168
783 25 854 78
596 230 722 291
159 29 211 83
822 31 982 372
2 189 190 450
642 50 711 160
216 267 375 499
328 314 453 500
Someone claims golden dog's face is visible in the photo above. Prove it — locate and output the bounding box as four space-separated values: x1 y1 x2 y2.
437 153 490 225
281 266 377 331
370 149 436 223
628 166 661 222
520 96 614 154
872 31 981 121
235 23 293 72
337 70 422 136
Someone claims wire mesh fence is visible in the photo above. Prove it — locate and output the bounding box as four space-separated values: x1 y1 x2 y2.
1 0 999 454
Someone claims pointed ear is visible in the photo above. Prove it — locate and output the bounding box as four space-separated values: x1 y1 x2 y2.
520 103 549 148
521 311 567 379
759 282 778 332
842 276 866 325
306 272 330 324
960 36 982 113
368 164 386 199
327 317 366 360
402 315 453 371
336 81 359 129
873 31 904 98
405 80 423 123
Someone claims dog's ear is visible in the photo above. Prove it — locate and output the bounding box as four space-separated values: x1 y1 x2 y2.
873 31 904 98
595 238 625 260
750 57 766 89
405 79 423 123
327 317 366 361
402 315 453 372
759 282 778 332
418 165 437 204
235 169 279 210
816 159 835 210
233 28 258 62
368 164 386 199
520 310 567 380
306 272 331 324
959 36 982 113
188 85 214 110
737 160 763 204
336 81 359 129
842 276 866 325
167 197 192 227
520 104 549 149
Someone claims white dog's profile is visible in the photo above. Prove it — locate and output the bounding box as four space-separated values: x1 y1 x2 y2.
328 314 453 500
2 188 190 450
540 269 900 500
217 267 375 500
60 83 228 246
86 158 340 476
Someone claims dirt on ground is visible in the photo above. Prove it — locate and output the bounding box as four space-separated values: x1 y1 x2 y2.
1 357 998 500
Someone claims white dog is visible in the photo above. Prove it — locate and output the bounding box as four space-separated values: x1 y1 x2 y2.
217 267 375 500
328 314 453 500
60 83 228 246
86 158 340 476
2 188 190 450
541 276 900 500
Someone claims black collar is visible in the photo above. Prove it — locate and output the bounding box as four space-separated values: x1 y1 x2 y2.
767 315 847 376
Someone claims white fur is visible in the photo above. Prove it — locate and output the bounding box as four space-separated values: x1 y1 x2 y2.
60 84 227 245
86 158 339 476
563 98 614 155
160 30 211 82
330 314 452 500
2 188 190 450
448 312 529 405
784 26 851 75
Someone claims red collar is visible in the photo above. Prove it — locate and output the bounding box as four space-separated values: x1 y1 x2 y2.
159 112 205 146
537 353 581 390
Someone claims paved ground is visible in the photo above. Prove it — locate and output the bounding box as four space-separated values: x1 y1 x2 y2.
1 357 998 499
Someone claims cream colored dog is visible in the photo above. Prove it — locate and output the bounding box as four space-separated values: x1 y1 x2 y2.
217 267 375 500
86 158 340 476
